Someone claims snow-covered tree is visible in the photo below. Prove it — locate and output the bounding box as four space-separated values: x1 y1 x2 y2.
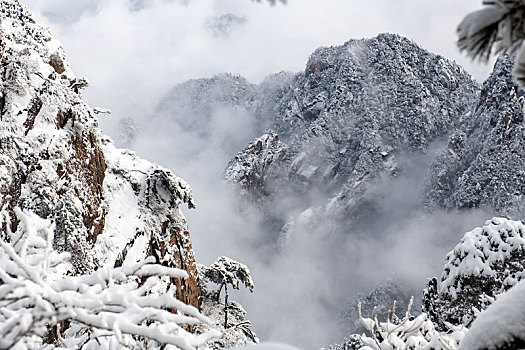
457 0 525 87
423 217 525 330
0 208 220 349
199 256 254 328
196 257 257 349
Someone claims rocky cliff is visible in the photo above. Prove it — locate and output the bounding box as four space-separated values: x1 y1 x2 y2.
424 55 525 218
226 33 480 235
0 0 200 308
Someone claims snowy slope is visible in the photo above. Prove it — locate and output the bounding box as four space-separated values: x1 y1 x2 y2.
0 0 200 308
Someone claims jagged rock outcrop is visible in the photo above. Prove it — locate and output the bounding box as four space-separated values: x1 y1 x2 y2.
0 0 200 308
424 55 525 218
225 131 287 201
423 217 525 330
225 33 479 233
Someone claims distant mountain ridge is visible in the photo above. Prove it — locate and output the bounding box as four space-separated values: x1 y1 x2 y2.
152 34 484 347
223 33 479 235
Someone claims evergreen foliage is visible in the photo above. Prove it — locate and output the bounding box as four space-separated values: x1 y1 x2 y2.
458 0 525 87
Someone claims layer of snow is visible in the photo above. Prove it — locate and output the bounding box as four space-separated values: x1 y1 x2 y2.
440 217 525 295
459 279 525 350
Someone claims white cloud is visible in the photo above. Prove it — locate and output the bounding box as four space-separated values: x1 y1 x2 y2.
23 0 491 137
20 0 499 347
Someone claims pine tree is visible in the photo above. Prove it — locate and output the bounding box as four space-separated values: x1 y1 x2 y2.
457 0 525 87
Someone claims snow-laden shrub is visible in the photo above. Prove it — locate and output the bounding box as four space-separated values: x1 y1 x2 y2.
357 298 467 350
0 208 220 349
342 279 412 335
423 217 525 329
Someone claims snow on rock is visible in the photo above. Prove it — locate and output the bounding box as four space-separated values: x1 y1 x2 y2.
458 279 525 350
225 33 479 237
0 0 201 312
225 131 287 201
197 297 258 350
424 55 525 217
423 217 525 330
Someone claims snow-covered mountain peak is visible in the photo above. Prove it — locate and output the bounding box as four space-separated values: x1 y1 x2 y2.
271 32 478 142
223 33 480 237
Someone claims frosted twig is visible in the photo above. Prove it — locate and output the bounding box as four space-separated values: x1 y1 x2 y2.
0 208 221 349
391 300 397 323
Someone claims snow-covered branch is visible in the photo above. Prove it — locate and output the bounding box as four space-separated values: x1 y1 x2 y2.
357 297 467 350
200 256 254 293
0 208 220 349
457 0 525 87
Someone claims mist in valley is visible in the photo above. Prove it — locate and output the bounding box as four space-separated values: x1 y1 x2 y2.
126 92 493 347
21 0 503 348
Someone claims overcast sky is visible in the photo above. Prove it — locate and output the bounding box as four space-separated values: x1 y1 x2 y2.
24 0 491 137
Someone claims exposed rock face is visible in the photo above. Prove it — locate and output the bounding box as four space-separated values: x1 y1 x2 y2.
424 56 525 218
225 131 287 201
225 33 479 233
0 0 200 308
